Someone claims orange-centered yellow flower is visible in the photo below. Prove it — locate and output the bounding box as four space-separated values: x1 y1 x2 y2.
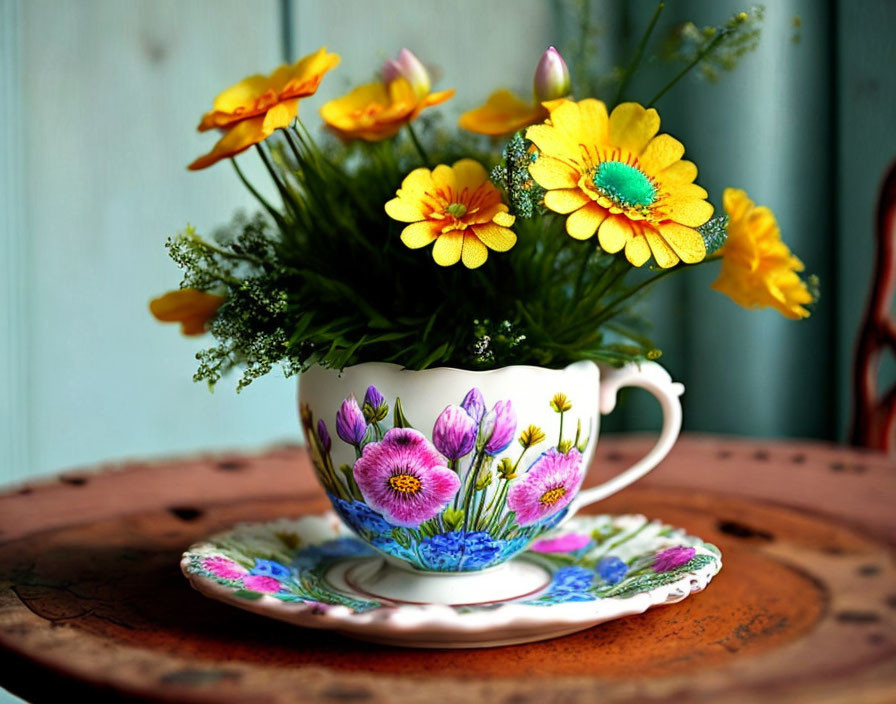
712 188 813 319
385 159 516 269
320 50 453 142
526 99 713 268
189 47 340 170
149 289 225 335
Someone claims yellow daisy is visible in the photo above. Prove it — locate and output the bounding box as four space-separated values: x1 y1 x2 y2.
525 99 713 268
712 188 813 319
385 159 516 269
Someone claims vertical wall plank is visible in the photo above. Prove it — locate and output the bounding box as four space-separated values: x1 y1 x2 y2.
14 0 299 482
1 0 29 483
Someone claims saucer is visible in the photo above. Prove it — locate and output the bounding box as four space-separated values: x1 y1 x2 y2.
181 512 722 648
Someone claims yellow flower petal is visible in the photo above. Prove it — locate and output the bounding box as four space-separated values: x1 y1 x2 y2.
188 115 268 170
639 134 685 173
544 99 583 139
385 196 425 222
529 156 579 190
261 98 299 133
400 220 439 248
597 215 631 253
577 98 610 144
149 288 225 336
624 231 651 267
397 167 436 199
566 203 607 240
657 222 706 264
659 197 714 227
493 210 515 227
461 233 489 269
432 163 457 191
471 223 517 252
452 159 489 191
458 89 545 136
643 226 680 268
544 188 591 214
432 231 463 266
660 159 698 184
525 124 578 165
722 187 752 221
608 102 661 156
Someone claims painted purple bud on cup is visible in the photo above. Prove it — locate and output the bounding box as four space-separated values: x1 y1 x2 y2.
533 46 571 102
316 419 332 453
460 387 486 424
432 405 478 460
362 384 388 422
482 400 517 455
381 48 431 99
336 395 367 446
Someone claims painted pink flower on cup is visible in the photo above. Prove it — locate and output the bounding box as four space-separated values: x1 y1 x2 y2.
203 556 248 579
652 546 696 573
353 428 460 527
506 448 584 525
242 575 283 593
432 404 477 460
530 533 591 553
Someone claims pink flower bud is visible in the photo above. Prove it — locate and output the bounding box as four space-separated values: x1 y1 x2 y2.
533 46 571 102
381 48 431 99
482 400 517 455
433 405 477 460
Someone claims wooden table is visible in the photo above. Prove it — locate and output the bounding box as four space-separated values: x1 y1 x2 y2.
0 435 894 703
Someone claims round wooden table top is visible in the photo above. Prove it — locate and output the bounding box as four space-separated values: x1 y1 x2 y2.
0 434 894 704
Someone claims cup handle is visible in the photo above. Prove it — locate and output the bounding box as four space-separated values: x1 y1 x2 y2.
566 361 684 518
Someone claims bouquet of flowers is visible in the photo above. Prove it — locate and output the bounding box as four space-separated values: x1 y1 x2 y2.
151 6 817 392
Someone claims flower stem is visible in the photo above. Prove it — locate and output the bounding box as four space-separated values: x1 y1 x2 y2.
405 122 432 168
230 159 285 228
648 29 727 107
255 144 298 216
615 1 665 105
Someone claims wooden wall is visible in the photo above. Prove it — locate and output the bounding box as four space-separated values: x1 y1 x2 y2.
0 0 557 485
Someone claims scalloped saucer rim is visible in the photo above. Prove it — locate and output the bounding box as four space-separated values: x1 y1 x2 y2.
181 512 722 648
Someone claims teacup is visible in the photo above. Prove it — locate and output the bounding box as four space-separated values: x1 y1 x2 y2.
298 360 682 598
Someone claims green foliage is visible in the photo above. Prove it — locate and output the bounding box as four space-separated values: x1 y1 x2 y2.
662 6 765 83
699 216 729 255
166 126 677 389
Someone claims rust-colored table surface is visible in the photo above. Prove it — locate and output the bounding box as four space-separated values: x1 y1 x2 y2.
1 434 894 704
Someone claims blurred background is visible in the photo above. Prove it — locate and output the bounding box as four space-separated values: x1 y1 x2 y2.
2 0 895 490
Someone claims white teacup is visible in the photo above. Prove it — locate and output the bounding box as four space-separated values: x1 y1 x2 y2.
299 359 682 593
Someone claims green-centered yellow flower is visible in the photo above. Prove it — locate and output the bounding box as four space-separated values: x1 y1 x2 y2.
712 188 813 319
526 99 713 268
385 159 516 269
189 47 340 170
149 288 225 335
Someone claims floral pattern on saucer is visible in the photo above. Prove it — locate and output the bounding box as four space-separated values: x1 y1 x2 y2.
182 513 721 618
